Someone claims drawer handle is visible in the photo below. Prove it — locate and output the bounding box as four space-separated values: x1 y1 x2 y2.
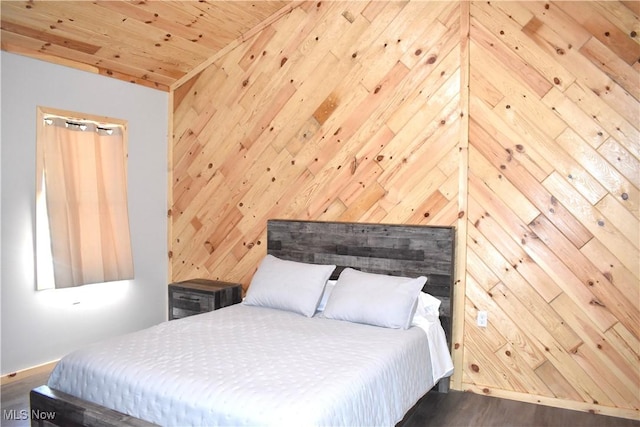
178 296 201 302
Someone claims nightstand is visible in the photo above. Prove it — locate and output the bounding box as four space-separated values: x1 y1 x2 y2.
168 279 242 320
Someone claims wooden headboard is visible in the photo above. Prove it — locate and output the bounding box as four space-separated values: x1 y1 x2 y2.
266 219 456 351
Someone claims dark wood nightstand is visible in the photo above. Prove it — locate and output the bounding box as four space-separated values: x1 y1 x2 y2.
168 279 242 320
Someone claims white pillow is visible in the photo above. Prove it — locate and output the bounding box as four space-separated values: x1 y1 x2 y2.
316 280 336 312
243 254 336 317
412 291 442 325
323 268 426 329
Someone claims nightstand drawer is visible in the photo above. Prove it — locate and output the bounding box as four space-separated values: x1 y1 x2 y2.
171 291 213 313
169 279 242 320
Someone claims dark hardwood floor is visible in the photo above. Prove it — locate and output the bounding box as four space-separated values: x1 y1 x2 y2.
1 370 53 427
402 390 640 427
2 368 639 427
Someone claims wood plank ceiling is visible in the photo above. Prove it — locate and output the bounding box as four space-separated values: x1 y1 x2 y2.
2 0 638 420
0 0 292 91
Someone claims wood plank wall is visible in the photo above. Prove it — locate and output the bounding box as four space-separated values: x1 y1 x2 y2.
465 0 639 419
171 1 639 420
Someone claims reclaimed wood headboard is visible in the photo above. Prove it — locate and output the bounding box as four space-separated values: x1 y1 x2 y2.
266 219 456 351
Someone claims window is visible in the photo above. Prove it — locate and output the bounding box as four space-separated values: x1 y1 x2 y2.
36 107 134 289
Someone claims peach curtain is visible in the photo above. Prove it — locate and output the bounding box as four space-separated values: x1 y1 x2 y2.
42 117 133 287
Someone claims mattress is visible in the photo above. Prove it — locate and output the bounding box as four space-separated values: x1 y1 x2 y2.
48 304 451 426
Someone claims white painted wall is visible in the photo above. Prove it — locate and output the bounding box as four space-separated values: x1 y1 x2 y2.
0 52 169 374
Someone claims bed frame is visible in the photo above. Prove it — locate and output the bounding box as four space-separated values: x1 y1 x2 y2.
30 220 455 427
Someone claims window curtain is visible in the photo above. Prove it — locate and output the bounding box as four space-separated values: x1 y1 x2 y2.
42 116 134 288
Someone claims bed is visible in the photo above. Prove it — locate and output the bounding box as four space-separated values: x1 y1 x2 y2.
30 219 456 427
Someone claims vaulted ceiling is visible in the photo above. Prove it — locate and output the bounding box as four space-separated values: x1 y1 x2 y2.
1 0 293 91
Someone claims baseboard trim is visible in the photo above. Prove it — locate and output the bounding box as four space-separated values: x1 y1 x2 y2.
462 383 639 421
1 360 58 385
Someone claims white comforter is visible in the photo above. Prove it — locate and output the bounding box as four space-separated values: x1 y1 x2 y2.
48 304 450 426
